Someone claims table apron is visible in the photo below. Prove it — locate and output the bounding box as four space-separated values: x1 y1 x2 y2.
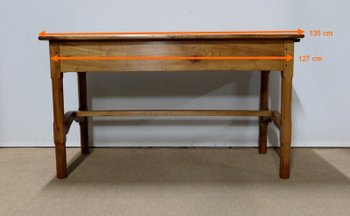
55 40 287 72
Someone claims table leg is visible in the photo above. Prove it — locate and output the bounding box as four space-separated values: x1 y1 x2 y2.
50 41 67 179
280 71 292 179
258 71 270 154
279 41 294 179
51 74 67 179
78 72 89 154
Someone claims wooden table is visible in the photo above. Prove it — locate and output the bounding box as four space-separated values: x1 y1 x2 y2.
39 32 303 179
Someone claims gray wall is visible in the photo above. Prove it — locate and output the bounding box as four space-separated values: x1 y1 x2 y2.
0 0 349 147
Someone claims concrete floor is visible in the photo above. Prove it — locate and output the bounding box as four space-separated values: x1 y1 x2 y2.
0 147 350 216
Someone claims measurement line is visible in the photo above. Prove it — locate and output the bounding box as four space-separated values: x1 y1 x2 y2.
51 55 294 62
40 29 304 37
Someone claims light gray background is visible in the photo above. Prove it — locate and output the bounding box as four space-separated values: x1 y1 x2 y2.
0 0 349 147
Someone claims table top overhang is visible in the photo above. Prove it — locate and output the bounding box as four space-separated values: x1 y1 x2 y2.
38 31 304 41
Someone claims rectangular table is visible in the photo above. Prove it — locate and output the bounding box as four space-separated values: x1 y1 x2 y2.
39 31 303 179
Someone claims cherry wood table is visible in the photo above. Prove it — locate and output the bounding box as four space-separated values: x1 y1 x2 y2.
39 32 303 179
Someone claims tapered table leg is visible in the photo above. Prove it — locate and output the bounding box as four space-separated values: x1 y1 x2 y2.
78 72 89 154
259 71 270 154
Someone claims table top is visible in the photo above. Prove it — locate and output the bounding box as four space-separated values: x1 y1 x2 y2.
38 31 304 41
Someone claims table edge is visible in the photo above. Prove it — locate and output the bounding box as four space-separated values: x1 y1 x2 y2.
39 33 304 41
